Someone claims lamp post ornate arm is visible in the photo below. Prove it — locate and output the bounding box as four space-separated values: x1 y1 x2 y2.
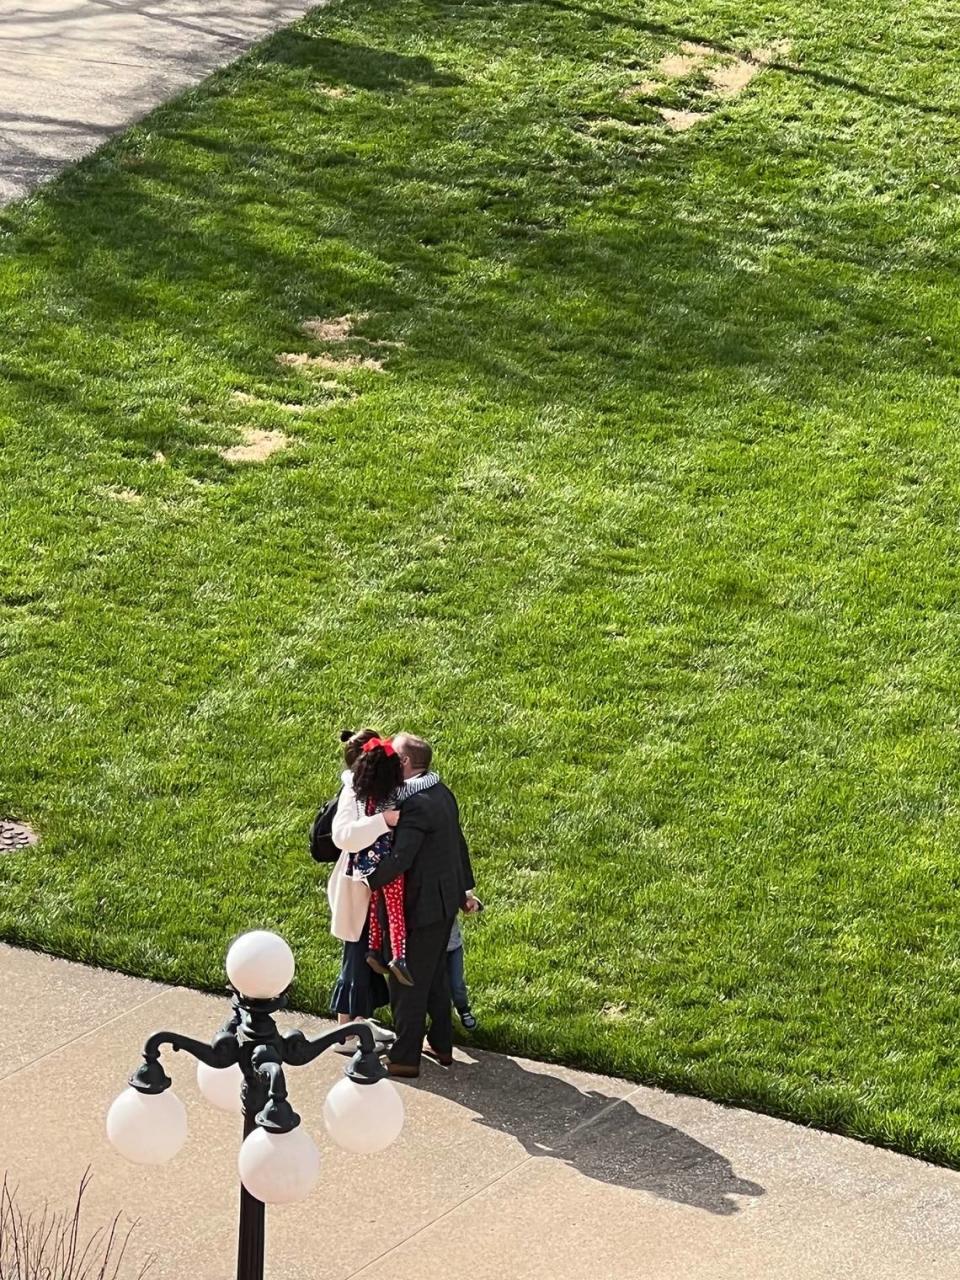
131 1026 241 1092
279 1023 384 1079
106 931 405 1280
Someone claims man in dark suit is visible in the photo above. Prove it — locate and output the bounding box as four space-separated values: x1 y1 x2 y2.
365 732 477 1078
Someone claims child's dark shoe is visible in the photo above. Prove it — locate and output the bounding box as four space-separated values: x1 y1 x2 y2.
458 1007 478 1031
389 957 415 987
366 950 390 976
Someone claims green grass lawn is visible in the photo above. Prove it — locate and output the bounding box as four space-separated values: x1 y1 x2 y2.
3 0 960 1163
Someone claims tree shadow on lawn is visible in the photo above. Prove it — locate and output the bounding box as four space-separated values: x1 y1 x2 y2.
423 1052 765 1215
267 30 465 91
27 133 945 424
528 0 960 120
3 5 954 455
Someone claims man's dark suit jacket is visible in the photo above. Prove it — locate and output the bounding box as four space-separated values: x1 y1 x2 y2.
366 781 474 927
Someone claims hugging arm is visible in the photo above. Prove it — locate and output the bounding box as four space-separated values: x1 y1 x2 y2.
365 807 428 890
332 779 389 853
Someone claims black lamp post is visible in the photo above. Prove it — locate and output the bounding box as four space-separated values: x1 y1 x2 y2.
106 932 404 1280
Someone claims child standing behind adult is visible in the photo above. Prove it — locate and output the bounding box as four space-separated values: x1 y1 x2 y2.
447 909 479 1030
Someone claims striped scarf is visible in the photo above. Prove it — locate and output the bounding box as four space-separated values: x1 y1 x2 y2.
394 771 440 804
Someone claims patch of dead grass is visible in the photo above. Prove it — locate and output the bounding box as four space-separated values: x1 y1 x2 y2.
219 428 291 464
626 80 659 98
752 40 791 66
706 43 789 98
590 116 647 134
658 107 710 132
234 387 357 411
277 352 328 369
662 41 714 77
624 40 712 98
625 38 789 118
298 313 403 352
300 313 368 342
601 1002 630 1022
277 352 385 373
232 391 310 414
706 60 757 98
106 486 143 503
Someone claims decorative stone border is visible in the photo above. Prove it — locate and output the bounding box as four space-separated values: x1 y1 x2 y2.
0 820 39 851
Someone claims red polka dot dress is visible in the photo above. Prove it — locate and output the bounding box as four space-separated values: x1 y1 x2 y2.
351 812 410 978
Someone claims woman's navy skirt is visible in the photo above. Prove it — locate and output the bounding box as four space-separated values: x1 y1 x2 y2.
330 919 389 1018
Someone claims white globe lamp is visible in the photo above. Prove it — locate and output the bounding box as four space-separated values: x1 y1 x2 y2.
197 1060 244 1114
106 1087 188 1165
238 1125 321 1205
323 1076 405 1155
226 931 295 999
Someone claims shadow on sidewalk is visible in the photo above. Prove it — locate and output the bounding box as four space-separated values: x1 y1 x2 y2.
423 1053 765 1216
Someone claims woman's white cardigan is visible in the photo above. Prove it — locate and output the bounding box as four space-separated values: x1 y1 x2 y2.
327 771 389 942
332 770 389 852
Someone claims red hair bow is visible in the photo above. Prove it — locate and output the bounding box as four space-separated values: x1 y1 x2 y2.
362 737 395 756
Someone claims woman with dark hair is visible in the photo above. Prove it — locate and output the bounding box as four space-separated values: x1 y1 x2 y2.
327 729 400 1047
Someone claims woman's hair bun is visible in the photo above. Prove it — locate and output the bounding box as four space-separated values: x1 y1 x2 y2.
340 729 354 743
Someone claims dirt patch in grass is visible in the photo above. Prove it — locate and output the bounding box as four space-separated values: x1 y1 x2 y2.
706 60 759 98
233 391 308 413
277 352 331 369
106 486 143 503
660 41 714 79
315 353 385 372
314 84 349 98
219 428 291 464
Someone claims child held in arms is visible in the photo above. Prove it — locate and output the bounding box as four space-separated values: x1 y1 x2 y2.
347 737 416 986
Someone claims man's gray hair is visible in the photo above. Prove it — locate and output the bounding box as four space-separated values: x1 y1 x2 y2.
396 733 432 772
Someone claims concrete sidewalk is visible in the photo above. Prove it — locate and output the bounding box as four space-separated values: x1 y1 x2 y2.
0 0 317 204
2 944 959 1278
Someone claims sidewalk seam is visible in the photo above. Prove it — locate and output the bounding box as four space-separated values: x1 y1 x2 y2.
342 1085 647 1277
342 1152 534 1279
554 1085 646 1149
0 984 171 1084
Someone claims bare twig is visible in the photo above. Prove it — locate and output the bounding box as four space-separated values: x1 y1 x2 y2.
0 1170 154 1279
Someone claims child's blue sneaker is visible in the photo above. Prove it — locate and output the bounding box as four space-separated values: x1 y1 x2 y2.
458 1007 477 1031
